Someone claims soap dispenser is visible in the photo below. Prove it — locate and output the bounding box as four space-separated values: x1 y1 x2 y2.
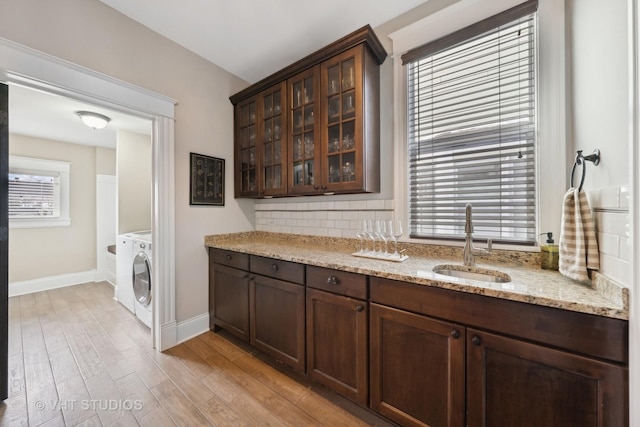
540 232 559 270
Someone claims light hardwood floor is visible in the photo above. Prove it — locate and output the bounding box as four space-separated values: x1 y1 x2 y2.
0 281 393 426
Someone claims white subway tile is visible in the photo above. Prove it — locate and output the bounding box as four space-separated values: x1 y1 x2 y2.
325 220 335 229
599 253 630 287
375 211 392 221
620 185 629 209
314 211 328 220
342 211 358 220
328 211 342 220
314 227 328 236
598 187 620 209
597 232 619 257
327 228 343 238
303 226 316 235
366 199 385 210
291 211 303 219
286 219 298 227
296 219 307 227
597 212 629 238
619 237 631 262
335 220 350 229
385 199 395 210
335 201 351 210
350 200 367 210
302 211 315 220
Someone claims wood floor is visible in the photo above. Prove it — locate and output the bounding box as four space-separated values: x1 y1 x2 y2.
0 281 393 427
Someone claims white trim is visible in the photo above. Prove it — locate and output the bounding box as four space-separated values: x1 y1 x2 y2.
0 37 177 351
9 269 97 297
628 0 639 425
0 38 176 119
176 313 210 345
153 117 177 351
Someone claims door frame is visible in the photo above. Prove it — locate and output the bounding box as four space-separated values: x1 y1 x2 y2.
0 37 179 351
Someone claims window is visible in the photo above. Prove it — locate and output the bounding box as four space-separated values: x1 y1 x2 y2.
9 156 71 228
403 1 537 245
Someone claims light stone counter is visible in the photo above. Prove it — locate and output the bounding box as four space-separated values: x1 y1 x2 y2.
205 232 628 320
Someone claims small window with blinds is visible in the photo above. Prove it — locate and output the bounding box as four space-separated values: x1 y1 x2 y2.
9 156 71 228
9 172 60 218
403 0 538 245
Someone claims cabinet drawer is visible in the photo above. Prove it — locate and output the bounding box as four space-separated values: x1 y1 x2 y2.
307 266 367 299
209 248 249 270
250 255 304 285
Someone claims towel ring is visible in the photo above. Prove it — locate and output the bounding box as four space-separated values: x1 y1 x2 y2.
570 149 600 191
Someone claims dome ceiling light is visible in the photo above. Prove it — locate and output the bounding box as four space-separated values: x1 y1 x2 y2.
76 111 111 130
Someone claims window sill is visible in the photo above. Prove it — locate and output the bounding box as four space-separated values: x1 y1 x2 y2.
9 218 71 229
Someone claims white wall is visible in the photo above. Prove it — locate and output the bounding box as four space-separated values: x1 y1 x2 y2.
567 0 629 188
8 134 96 282
0 0 254 323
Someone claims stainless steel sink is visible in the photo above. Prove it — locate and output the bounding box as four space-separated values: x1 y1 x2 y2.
433 264 511 283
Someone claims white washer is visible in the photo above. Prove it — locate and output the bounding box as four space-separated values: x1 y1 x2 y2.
115 230 150 313
132 233 152 328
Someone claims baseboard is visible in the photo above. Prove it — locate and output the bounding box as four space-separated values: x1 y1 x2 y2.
176 312 210 345
9 269 97 297
159 320 178 351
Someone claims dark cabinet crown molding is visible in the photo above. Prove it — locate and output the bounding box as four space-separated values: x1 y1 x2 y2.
229 24 387 105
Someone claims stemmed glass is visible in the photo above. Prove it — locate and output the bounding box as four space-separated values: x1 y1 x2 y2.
366 219 376 253
356 220 367 253
375 220 389 255
388 220 403 256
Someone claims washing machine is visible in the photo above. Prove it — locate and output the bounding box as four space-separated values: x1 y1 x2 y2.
132 233 152 328
115 230 149 313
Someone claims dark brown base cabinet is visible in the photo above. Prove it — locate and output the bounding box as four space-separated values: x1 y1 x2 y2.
209 250 629 427
370 303 465 427
250 274 305 372
209 253 250 342
466 329 628 427
306 287 368 405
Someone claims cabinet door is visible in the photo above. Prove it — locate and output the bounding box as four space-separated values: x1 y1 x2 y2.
370 303 465 427
209 263 250 342
250 274 305 372
260 82 287 196
288 66 321 194
306 288 368 405
466 328 628 427
321 46 364 192
234 97 260 197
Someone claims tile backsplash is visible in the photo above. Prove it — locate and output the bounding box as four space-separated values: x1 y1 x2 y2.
255 199 394 238
586 185 630 287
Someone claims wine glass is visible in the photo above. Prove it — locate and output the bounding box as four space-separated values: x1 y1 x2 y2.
366 219 376 253
355 221 366 253
376 220 389 255
389 220 403 256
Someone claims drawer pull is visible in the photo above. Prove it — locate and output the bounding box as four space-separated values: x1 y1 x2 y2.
225 254 232 261
471 335 481 346
271 263 279 272
356 305 364 312
326 275 340 286
450 329 460 339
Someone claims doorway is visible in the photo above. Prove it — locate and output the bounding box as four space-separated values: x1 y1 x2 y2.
0 37 177 352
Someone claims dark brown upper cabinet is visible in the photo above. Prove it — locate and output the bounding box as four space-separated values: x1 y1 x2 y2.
230 25 387 198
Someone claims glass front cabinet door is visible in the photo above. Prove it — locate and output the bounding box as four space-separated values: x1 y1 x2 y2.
321 46 366 193
260 82 287 197
289 66 321 194
234 97 259 197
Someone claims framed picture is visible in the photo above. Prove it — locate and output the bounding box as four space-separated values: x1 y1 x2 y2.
190 153 224 206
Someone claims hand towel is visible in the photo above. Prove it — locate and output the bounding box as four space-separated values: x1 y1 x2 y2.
559 188 600 281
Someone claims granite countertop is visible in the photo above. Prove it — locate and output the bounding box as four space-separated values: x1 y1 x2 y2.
204 232 628 320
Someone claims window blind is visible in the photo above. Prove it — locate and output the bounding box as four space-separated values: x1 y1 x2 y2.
9 172 60 218
406 4 537 245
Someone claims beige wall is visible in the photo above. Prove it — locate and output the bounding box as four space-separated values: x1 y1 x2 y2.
117 130 151 234
8 134 96 282
0 0 253 323
96 147 116 176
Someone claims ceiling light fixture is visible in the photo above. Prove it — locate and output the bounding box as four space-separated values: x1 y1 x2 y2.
76 111 111 130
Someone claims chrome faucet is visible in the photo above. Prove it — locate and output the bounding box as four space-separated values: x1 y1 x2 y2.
463 203 492 266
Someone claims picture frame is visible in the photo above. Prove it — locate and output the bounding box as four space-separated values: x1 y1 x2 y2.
189 152 224 206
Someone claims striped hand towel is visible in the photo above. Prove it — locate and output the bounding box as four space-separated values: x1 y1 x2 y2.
559 188 600 281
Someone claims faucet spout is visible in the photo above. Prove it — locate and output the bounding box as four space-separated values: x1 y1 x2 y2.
463 203 492 266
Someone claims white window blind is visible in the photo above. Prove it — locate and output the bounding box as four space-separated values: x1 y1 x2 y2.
403 0 537 245
9 172 60 218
